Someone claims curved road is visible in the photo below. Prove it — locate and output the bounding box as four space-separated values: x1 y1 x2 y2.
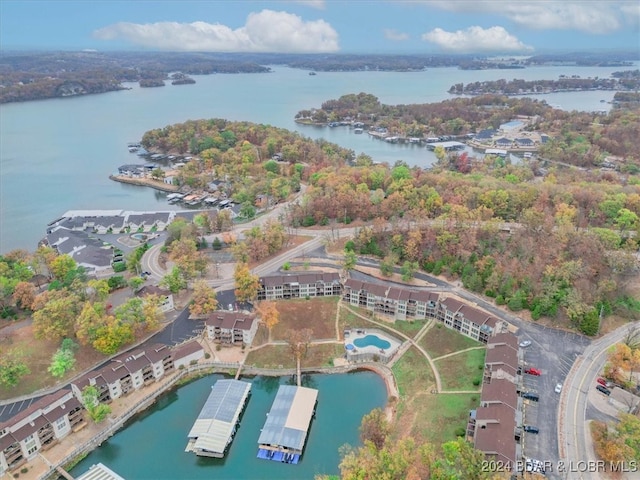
561 323 640 480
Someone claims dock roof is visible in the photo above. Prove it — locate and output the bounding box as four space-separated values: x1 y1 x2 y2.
76 463 126 480
258 385 318 452
188 379 252 456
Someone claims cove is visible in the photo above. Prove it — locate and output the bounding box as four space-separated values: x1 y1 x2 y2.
70 371 387 479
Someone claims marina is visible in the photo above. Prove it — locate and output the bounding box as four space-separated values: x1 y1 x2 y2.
186 379 252 458
257 385 318 464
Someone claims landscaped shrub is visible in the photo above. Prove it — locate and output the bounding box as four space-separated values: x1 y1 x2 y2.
454 427 466 437
282 262 291 271
204 353 211 359
107 275 127 291
112 261 127 273
473 378 481 386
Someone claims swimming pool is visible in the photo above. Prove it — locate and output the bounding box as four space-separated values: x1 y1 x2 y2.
353 335 391 350
500 120 523 129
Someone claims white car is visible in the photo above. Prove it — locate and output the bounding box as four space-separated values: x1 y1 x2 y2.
555 382 563 394
519 340 532 348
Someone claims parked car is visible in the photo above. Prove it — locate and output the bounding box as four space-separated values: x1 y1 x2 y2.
555 382 563 394
596 385 611 396
523 425 540 434
597 377 608 387
519 340 532 348
524 367 542 376
521 392 539 401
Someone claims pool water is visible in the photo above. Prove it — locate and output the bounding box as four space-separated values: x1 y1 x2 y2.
131 233 148 241
353 335 391 350
500 120 523 129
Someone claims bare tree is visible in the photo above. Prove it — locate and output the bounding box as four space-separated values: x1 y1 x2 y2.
284 328 313 386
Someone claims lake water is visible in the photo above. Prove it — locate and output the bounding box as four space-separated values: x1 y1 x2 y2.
0 63 634 253
69 372 387 480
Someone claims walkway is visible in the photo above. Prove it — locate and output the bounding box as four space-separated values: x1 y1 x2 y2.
342 305 442 392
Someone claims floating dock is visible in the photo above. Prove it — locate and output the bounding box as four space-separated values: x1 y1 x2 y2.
186 379 251 458
257 385 318 464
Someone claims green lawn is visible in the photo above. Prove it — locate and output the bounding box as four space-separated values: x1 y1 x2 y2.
435 348 486 391
338 305 425 340
391 346 436 397
415 393 479 445
245 343 344 369
419 323 482 358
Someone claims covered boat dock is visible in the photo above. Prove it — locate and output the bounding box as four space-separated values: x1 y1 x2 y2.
257 385 318 464
425 140 466 151
186 379 251 458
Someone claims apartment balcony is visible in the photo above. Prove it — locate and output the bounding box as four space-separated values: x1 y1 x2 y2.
38 424 55 448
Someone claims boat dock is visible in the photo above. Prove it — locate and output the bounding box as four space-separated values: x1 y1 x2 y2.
257 385 318 464
186 379 252 458
425 140 466 151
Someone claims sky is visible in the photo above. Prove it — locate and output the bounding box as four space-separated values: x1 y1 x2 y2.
1 0 639 55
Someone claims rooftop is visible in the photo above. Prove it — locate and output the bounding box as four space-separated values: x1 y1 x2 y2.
258 385 318 452
187 380 252 456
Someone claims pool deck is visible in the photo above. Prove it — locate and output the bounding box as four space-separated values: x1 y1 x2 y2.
344 328 401 361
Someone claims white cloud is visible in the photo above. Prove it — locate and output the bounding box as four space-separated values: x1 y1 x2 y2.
413 1 630 34
93 9 339 52
384 28 409 41
422 26 533 52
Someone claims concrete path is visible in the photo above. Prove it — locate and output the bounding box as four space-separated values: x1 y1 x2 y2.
343 305 443 392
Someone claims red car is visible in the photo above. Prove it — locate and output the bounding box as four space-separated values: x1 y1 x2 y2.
596 377 608 387
524 367 542 376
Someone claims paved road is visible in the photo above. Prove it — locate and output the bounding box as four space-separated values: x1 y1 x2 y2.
561 323 640 480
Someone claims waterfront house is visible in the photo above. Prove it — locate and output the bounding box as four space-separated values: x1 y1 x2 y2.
205 311 258 346
172 340 205 369
435 297 507 343
474 129 496 141
93 216 126 234
71 344 176 403
125 212 172 232
45 227 115 275
514 137 534 147
494 137 512 148
342 279 438 321
472 403 517 468
484 343 519 384
257 272 342 301
135 285 175 313
0 390 85 475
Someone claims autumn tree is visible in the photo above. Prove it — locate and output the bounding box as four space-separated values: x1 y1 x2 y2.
92 318 134 355
189 280 219 318
32 291 80 341
605 343 640 385
234 263 260 303
12 281 37 310
359 408 389 449
169 238 209 280
284 328 313 386
141 294 164 333
75 301 108 346
256 300 280 341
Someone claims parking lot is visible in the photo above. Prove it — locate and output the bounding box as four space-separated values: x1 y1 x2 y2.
517 325 590 479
